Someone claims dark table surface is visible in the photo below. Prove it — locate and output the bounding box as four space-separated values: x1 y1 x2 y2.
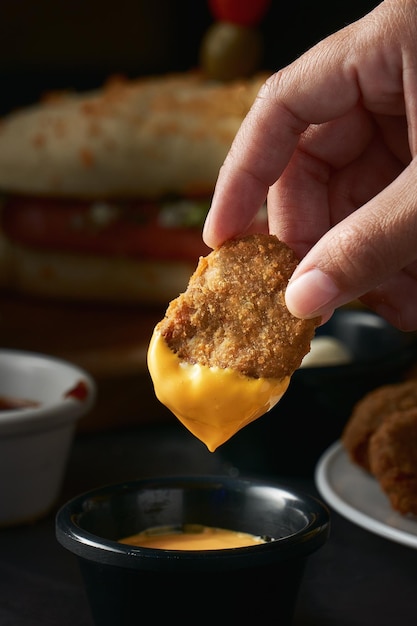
1 418 416 626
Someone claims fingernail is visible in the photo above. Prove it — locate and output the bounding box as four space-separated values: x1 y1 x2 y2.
286 269 340 318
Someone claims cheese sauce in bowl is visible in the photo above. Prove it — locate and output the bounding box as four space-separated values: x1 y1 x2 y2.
119 524 267 550
56 475 330 626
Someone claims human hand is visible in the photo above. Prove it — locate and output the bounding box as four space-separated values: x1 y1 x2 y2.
203 0 417 331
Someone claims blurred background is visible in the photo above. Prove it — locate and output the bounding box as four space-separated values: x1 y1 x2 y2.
3 0 408 479
0 0 379 114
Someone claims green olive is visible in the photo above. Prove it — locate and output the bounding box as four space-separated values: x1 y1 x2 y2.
200 22 263 81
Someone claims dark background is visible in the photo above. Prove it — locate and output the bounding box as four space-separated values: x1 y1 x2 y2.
0 0 380 114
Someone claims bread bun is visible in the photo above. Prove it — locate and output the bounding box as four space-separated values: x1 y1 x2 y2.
0 72 266 198
9 245 196 304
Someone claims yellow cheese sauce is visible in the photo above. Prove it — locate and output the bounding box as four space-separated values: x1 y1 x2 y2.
119 524 267 550
147 328 290 452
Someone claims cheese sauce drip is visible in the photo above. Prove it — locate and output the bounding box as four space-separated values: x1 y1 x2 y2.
147 329 290 452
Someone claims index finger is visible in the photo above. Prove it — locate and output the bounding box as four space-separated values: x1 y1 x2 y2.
202 5 385 248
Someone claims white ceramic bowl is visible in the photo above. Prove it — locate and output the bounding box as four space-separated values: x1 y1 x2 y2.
0 349 96 527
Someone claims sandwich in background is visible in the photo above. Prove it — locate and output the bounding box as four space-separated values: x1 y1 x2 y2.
0 70 268 430
0 71 268 304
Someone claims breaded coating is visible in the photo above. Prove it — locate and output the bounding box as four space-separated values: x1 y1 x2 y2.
369 408 417 516
342 380 417 472
157 233 319 380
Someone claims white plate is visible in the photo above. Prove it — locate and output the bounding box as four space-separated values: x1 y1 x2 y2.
315 441 417 549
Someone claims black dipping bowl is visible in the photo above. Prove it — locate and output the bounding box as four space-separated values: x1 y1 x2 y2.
56 475 329 626
220 309 417 476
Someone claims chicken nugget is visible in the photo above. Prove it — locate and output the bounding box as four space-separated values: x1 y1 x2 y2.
368 408 417 516
342 380 417 472
148 233 319 451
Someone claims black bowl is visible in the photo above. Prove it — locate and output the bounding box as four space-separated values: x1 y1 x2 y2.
56 475 330 626
220 309 417 476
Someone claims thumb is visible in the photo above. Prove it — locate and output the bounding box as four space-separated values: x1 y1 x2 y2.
285 161 417 327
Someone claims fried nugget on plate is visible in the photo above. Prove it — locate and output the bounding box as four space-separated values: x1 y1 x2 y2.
147 233 319 451
369 408 417 516
342 380 417 472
